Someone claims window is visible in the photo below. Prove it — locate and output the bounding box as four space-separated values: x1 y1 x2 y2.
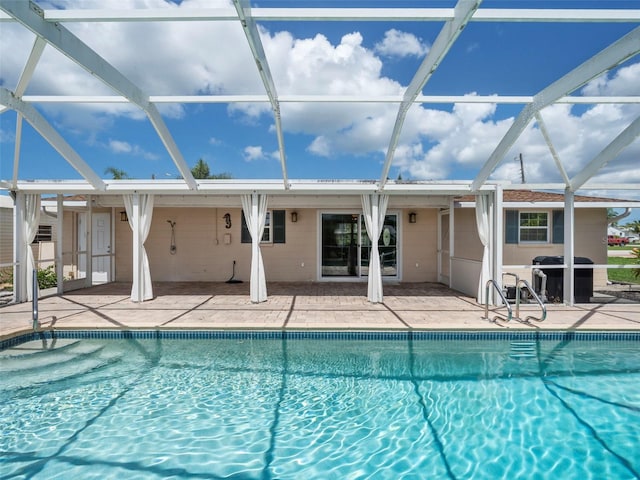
241 210 286 244
261 211 272 243
519 212 548 242
506 209 563 244
32 225 52 243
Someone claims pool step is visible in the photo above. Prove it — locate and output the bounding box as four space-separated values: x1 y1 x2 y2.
509 341 537 358
0 340 123 392
0 340 104 372
0 338 81 359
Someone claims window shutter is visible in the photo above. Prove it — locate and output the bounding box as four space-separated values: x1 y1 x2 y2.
505 210 518 244
273 210 286 244
241 212 251 243
552 210 564 244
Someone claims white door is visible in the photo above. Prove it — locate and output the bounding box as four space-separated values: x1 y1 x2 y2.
92 213 111 284
438 210 450 285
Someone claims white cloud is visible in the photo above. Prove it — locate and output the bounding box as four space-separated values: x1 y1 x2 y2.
581 62 640 96
0 127 14 144
109 140 132 154
108 139 158 160
2 1 638 187
374 29 429 58
489 100 640 185
243 145 265 162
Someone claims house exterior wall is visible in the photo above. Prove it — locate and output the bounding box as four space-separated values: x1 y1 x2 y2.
453 208 483 261
111 202 610 290
114 206 441 283
0 204 13 267
115 207 318 283
503 207 608 288
402 208 439 282
450 207 483 297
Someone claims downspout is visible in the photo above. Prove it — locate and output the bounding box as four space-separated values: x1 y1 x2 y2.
608 207 632 225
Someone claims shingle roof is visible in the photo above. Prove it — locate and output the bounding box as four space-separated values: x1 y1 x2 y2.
458 190 633 203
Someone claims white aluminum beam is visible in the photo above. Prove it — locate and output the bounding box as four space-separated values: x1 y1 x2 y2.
232 0 288 188
570 115 640 191
11 113 22 189
0 88 106 190
534 112 571 186
12 37 47 190
380 0 481 188
19 94 640 105
0 0 197 190
37 8 640 23
7 177 640 196
15 36 46 96
472 26 640 192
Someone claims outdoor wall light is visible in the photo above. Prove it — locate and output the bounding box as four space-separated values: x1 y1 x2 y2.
120 211 128 222
291 211 298 223
409 212 417 224
223 213 232 229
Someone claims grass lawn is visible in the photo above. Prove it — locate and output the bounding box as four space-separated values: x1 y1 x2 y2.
608 256 640 284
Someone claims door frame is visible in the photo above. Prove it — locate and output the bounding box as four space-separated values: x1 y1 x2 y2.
437 209 450 285
316 210 400 282
91 211 112 284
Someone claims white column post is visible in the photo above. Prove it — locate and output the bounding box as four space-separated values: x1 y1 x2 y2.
85 195 93 287
132 193 142 302
13 192 25 303
251 192 260 302
494 185 504 304
448 197 455 289
56 194 64 294
563 189 575 305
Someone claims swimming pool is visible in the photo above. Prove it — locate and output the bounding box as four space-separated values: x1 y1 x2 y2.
1 330 639 479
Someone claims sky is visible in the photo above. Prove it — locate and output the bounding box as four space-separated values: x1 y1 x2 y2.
1 0 639 222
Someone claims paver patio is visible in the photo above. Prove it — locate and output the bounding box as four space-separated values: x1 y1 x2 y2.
2 282 640 341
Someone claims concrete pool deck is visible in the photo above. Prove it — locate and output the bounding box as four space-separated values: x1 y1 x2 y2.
1 282 640 341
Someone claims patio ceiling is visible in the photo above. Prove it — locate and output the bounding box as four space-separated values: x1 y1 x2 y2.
0 1 639 196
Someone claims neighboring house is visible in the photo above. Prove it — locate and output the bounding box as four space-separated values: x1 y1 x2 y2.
20 188 634 305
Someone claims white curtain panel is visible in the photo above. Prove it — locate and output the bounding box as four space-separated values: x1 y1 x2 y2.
241 193 268 302
475 194 491 304
361 194 389 303
23 194 41 301
124 194 155 302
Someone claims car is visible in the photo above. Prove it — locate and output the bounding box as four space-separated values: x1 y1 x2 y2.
608 235 629 246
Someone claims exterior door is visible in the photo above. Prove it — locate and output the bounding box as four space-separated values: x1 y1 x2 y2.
321 213 398 279
91 212 111 284
321 214 360 277
438 210 450 285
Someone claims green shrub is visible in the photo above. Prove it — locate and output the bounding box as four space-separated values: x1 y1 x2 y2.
37 265 58 289
632 247 640 279
0 267 12 290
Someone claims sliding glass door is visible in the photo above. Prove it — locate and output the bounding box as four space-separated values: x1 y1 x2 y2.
321 213 397 279
321 214 359 277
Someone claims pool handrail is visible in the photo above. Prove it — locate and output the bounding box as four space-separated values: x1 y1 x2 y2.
32 268 39 331
484 279 513 323
516 278 547 323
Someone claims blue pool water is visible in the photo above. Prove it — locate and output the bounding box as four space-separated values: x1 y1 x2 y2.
1 331 639 479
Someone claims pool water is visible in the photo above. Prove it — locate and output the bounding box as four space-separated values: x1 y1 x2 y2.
1 334 639 479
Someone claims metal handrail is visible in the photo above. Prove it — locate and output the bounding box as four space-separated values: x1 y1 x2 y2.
483 280 512 323
516 279 547 323
32 268 39 330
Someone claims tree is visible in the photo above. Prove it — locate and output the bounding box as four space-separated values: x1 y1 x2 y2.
624 220 640 235
104 166 129 179
191 159 210 179
190 158 231 179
